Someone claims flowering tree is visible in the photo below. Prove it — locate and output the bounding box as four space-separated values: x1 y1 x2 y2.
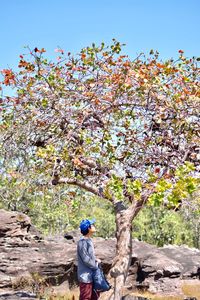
0 41 200 299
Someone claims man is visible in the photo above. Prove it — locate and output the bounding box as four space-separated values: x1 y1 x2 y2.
77 219 100 300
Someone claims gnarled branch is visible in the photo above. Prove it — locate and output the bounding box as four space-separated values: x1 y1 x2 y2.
54 177 115 203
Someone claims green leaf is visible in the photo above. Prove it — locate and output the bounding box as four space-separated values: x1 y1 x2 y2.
149 192 164 206
41 98 48 108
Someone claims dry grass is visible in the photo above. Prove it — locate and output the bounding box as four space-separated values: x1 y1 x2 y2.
129 292 183 300
126 280 200 300
42 281 200 300
46 295 77 300
42 288 79 300
182 281 200 299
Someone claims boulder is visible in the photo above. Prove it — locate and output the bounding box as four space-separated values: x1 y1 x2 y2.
0 209 77 291
159 244 200 278
0 291 37 300
0 209 200 298
122 296 149 300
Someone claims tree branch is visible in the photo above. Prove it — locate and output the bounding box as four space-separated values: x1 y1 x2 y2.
127 188 155 221
55 177 115 203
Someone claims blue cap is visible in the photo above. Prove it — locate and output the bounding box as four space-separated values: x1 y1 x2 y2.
79 219 96 231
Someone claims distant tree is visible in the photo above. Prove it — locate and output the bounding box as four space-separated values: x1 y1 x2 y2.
0 41 199 299
180 191 200 249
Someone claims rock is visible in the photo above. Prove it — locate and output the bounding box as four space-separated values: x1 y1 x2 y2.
94 238 116 273
0 273 14 288
129 240 200 294
0 209 77 291
142 252 183 277
63 230 80 243
159 244 200 278
122 296 149 300
0 209 200 298
147 277 181 293
0 290 37 300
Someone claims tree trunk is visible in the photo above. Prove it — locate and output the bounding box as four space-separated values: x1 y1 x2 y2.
109 202 133 300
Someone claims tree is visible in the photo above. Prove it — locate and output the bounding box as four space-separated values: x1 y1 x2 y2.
0 41 200 299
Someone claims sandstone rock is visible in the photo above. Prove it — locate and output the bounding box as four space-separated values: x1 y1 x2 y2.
147 277 181 293
0 290 37 300
122 296 149 300
159 244 200 278
0 209 200 298
0 209 77 291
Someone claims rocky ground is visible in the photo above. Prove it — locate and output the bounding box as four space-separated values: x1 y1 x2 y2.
0 209 199 299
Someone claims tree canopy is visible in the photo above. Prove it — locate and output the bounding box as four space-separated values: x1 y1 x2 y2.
0 41 199 210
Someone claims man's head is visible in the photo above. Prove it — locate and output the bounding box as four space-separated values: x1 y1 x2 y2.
79 219 96 236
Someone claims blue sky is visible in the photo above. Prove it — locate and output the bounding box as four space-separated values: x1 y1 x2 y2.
0 0 199 72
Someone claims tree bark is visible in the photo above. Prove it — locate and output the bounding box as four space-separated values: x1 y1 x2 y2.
109 202 133 300
108 192 152 299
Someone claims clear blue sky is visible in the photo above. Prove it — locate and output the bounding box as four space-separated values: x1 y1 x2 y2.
0 0 199 72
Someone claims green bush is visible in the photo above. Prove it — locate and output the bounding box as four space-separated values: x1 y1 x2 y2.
133 206 194 247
